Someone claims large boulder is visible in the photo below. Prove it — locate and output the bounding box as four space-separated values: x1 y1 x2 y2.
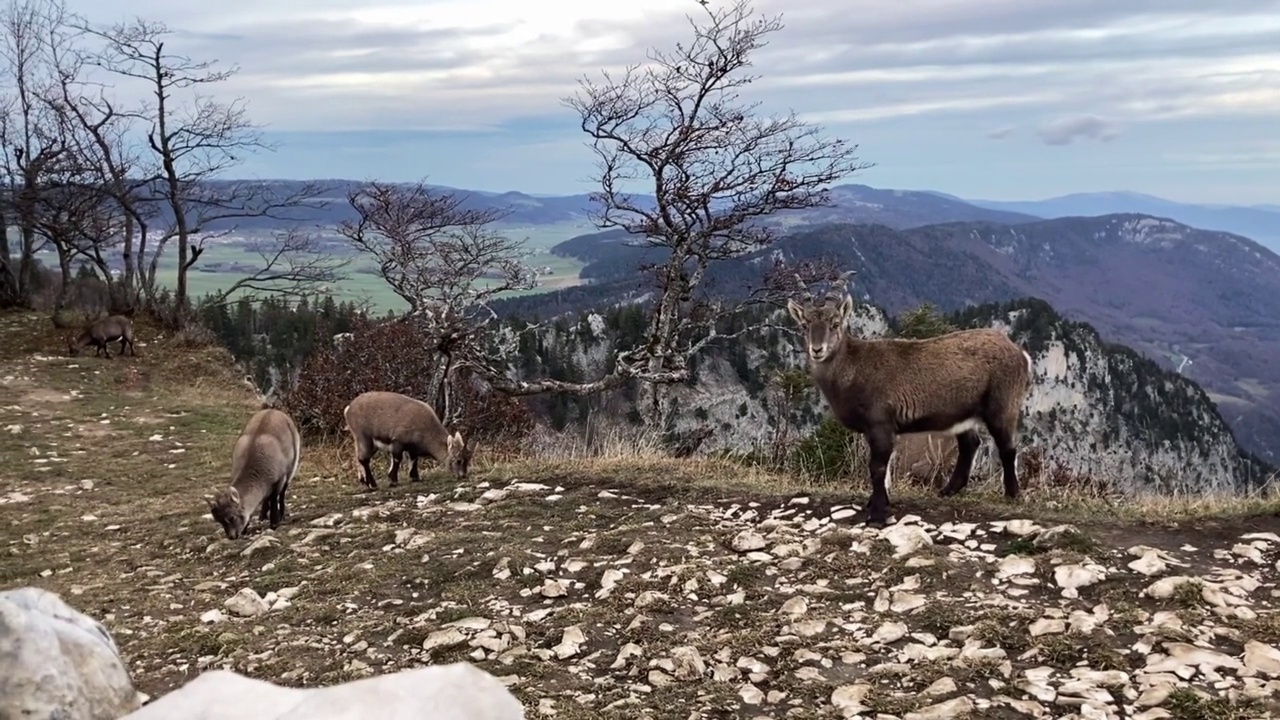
121 662 525 719
0 586 143 720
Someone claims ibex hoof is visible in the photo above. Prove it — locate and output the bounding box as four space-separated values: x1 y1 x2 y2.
853 506 891 528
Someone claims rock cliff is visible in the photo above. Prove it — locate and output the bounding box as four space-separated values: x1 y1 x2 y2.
509 297 1269 495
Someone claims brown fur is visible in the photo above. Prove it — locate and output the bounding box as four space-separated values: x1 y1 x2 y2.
68 315 136 358
342 390 474 489
787 293 1033 526
207 408 302 540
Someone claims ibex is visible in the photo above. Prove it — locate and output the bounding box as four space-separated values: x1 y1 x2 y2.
207 408 302 539
68 315 136 358
343 390 474 490
787 277 1034 527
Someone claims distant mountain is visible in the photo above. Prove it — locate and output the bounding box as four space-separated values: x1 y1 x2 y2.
165 179 1043 234
540 214 1280 462
770 184 1041 229
190 180 603 230
118 180 1280 258
964 191 1280 254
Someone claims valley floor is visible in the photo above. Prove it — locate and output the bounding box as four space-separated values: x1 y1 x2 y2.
2 311 1280 719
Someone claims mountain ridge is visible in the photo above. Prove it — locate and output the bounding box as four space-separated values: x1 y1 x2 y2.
92 178 1278 256
964 191 1280 253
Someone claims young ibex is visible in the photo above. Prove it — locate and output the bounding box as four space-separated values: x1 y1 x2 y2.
207 408 302 539
787 281 1034 527
343 390 474 489
68 315 136 358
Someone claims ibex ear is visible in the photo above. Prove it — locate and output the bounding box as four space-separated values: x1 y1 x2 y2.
228 487 240 505
204 494 216 510
447 433 459 451
838 294 854 322
786 299 806 325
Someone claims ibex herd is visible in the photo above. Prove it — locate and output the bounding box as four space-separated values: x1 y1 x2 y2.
65 269 1036 540
205 391 474 539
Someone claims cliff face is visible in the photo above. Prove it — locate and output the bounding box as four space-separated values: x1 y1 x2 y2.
509 298 1268 495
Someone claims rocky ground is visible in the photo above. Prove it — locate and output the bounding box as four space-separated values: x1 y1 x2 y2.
3 311 1280 720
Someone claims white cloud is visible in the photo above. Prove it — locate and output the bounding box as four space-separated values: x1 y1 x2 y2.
74 0 1280 133
62 0 1280 203
1037 115 1122 146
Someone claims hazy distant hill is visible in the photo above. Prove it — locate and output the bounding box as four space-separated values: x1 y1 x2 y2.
770 184 1042 229
963 191 1280 254
118 180 1279 260
540 214 1280 462
175 179 1042 234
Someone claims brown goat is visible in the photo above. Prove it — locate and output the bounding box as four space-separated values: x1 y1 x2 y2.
207 408 302 539
68 315 136 358
787 288 1033 527
342 390 474 489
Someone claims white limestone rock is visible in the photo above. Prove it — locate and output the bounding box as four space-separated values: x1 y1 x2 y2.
0 586 143 720
120 663 525 719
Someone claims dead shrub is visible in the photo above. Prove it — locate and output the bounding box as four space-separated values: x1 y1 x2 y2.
279 317 535 451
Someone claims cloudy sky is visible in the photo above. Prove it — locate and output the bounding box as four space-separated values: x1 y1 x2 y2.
79 0 1280 204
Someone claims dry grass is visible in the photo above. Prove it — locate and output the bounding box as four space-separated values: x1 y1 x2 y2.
3 309 1279 717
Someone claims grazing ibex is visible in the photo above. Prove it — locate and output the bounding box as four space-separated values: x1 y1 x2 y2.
786 277 1034 527
68 315 136 358
207 408 302 539
343 390 474 490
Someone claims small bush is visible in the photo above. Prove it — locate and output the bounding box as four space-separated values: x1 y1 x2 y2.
894 302 956 340
448 367 536 455
165 322 221 350
279 317 534 451
789 416 867 484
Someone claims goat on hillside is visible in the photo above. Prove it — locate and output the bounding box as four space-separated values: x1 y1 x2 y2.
207 408 302 539
68 315 136 358
343 390 474 489
786 282 1034 527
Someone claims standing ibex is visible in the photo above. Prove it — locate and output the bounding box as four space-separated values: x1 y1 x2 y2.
343 390 474 489
207 408 302 539
787 276 1034 527
68 315 136 358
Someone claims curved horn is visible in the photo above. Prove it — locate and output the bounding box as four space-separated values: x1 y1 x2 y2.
793 272 815 303
825 269 858 302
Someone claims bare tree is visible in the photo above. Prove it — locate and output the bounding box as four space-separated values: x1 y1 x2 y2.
316 0 861 438
45 41 150 312
339 179 536 423
81 18 338 324
336 0 863 427
0 0 70 308
481 0 868 426
20 2 141 319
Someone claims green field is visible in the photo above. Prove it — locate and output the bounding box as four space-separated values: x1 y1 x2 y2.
23 220 596 313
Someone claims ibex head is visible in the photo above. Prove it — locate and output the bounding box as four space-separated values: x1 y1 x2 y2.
786 269 857 364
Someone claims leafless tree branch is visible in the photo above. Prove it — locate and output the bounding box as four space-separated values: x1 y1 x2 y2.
75 17 329 323
477 0 871 425
338 178 540 423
